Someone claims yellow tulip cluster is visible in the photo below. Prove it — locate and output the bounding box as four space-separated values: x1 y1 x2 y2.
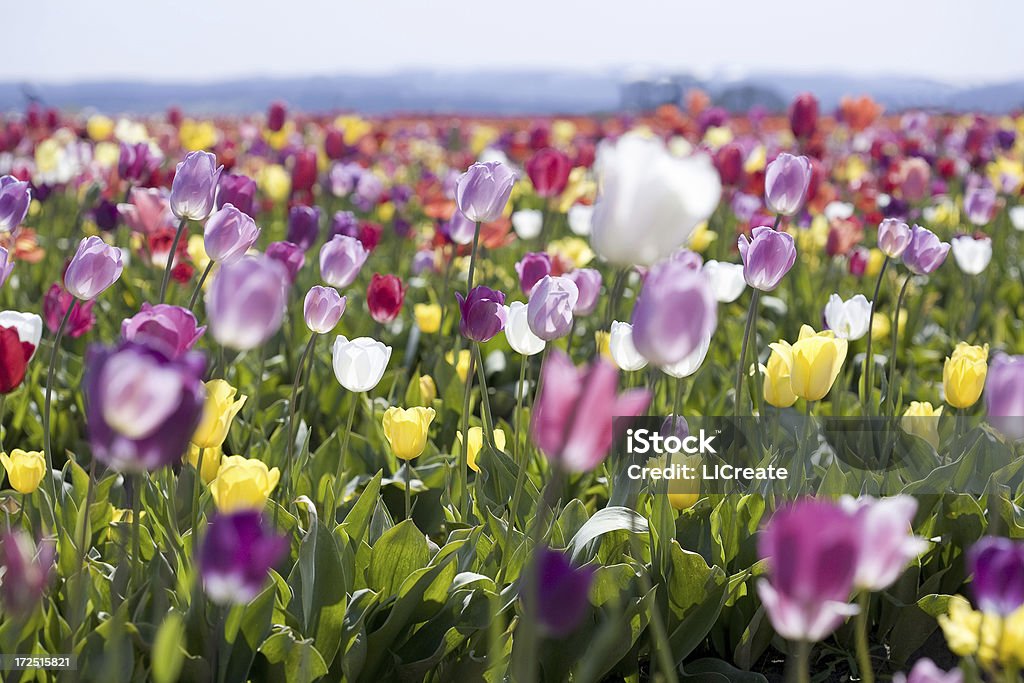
764 325 848 406
457 427 507 473
939 596 1024 670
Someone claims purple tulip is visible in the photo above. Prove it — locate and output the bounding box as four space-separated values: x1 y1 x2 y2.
877 218 913 259
527 275 578 341
118 142 161 184
216 173 257 217
354 173 384 212
304 285 346 334
631 259 717 366
565 268 602 316
0 175 31 235
204 203 261 264
902 225 949 275
660 414 689 440
455 286 507 342
169 151 223 221
0 247 13 289
121 303 205 359
964 185 998 226
738 227 797 291
206 254 288 350
757 499 861 642
200 511 288 605
894 659 963 683
64 236 124 300
764 153 812 216
515 252 552 296
968 537 1024 615
455 161 517 223
441 210 477 246
985 353 1024 440
84 341 206 472
287 205 321 251
411 250 435 276
532 350 650 472
843 496 927 591
262 245 302 286
0 531 54 615
319 235 369 289
669 248 704 271
523 547 595 637
329 210 359 239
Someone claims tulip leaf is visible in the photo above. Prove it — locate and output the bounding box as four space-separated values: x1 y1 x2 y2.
367 519 429 596
258 628 328 683
151 611 186 683
568 506 649 562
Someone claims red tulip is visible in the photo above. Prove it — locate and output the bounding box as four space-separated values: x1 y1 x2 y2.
714 143 744 186
789 93 819 139
267 101 287 132
526 148 571 198
367 273 405 323
0 327 33 394
290 149 318 194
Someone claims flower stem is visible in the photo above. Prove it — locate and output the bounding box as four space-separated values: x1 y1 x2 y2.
159 218 188 304
788 640 811 683
457 351 477 521
466 222 481 294
473 344 495 441
862 256 890 415
884 274 912 418
192 447 205 531
404 462 412 521
734 290 761 418
337 393 359 484
855 592 874 683
42 300 76 528
187 260 214 312
131 473 143 583
279 334 318 510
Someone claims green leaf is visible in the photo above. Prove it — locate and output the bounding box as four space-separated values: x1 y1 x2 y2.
151 611 186 683
568 506 649 562
367 519 429 596
259 629 329 683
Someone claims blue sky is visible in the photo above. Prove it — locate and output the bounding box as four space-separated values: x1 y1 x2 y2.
9 0 1021 84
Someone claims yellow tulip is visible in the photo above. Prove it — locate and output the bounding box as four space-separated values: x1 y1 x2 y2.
259 164 291 203
192 380 247 449
865 248 886 278
382 407 436 461
646 454 701 510
547 237 594 268
687 222 717 253
335 115 373 146
94 141 120 168
943 342 988 409
551 119 577 147
901 402 943 448
187 443 223 485
457 427 507 472
377 201 396 223
86 114 115 141
209 455 280 512
414 303 442 334
594 331 612 361
763 344 798 408
938 596 1024 669
774 325 848 402
179 119 218 151
703 126 733 149
0 449 46 494
418 375 438 405
446 350 472 382
187 234 212 272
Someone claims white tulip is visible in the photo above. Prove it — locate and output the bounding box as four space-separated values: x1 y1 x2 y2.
1009 205 1024 231
702 260 747 303
660 332 711 378
504 302 545 356
567 204 593 236
823 294 872 341
591 132 721 266
951 235 993 275
511 209 543 240
332 336 392 392
609 321 648 371
0 311 42 358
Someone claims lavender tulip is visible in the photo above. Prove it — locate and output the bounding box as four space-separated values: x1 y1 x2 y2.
287 205 321 251
121 303 205 359
441 210 477 245
304 285 346 333
565 268 602 315
893 659 963 683
964 185 998 226
0 531 54 615
64 236 124 300
968 537 1024 615
738 227 797 291
842 495 927 591
757 499 861 642
455 161 517 223
0 175 31 235
527 275 578 341
631 260 717 366
0 247 13 289
902 225 949 275
84 341 206 472
329 210 359 239
985 353 1024 440
877 218 912 259
515 252 552 296
523 547 595 637
204 203 261 264
764 153 812 216
169 151 223 221
216 172 257 217
456 286 507 342
319 235 369 289
207 254 288 350
265 241 305 283
200 511 288 605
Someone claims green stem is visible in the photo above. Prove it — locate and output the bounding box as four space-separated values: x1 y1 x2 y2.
457 351 478 521
243 344 268 452
42 300 76 528
862 256 890 415
734 290 761 417
855 592 874 683
280 334 318 510
473 344 495 440
883 274 912 417
159 218 188 303
187 260 214 312
466 222 481 294
789 640 811 683
131 473 143 583
192 447 205 532
337 394 359 489
404 462 412 521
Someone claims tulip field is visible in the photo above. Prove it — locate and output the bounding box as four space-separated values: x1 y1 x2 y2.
0 98 1023 683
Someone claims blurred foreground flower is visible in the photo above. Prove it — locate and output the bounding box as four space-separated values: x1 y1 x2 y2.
630 258 716 366
523 547 595 637
0 531 54 615
985 353 1024 440
968 537 1024 616
206 254 288 350
200 511 287 605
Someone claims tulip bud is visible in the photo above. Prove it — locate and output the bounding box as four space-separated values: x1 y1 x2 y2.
901 401 943 448
64 236 124 301
457 426 507 472
414 303 441 334
515 252 552 296
527 275 578 342
877 218 912 259
303 286 346 334
204 204 261 264
192 379 247 449
764 153 812 216
267 101 287 132
985 353 1024 441
366 273 405 324
456 286 507 343
170 151 223 221
738 227 796 291
265 241 305 283
789 92 819 139
630 260 717 366
200 511 288 605
216 173 257 217
702 260 746 303
286 204 320 251
967 537 1024 616
608 321 648 372
455 161 517 223
319 235 368 288
823 294 872 341
332 336 391 392
207 255 288 350
504 301 545 356
121 303 205 359
902 225 949 275
0 449 46 494
951 234 992 275
209 455 279 512
963 186 997 226
290 149 318 194
943 342 988 409
565 268 601 315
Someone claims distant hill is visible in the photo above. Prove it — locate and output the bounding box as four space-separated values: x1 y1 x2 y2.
1 70 1021 116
